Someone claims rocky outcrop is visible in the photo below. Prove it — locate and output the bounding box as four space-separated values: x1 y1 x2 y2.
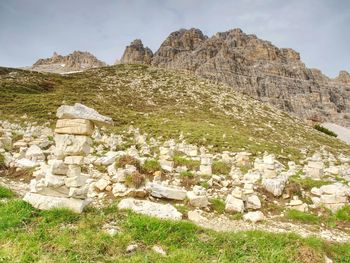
336 70 350 85
120 39 153 65
120 28 350 127
31 51 106 73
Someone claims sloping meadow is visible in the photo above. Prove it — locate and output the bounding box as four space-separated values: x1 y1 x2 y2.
0 64 349 162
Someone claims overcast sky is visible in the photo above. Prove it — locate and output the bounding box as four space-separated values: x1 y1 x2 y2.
0 0 349 77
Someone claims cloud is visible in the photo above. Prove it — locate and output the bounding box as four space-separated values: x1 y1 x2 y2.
0 0 349 77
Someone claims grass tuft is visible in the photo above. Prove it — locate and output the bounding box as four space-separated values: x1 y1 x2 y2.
285 209 319 224
0 186 14 198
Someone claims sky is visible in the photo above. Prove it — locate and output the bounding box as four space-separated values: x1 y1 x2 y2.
0 0 349 77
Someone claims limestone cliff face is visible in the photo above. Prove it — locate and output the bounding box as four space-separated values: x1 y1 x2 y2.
119 28 350 127
31 51 106 73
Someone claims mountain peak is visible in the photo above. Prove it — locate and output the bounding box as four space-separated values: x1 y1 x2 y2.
31 51 106 73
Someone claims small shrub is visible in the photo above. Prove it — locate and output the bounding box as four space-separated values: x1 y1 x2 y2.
210 198 225 214
0 186 14 198
285 209 319 224
212 161 231 175
141 159 161 174
115 155 140 169
125 171 145 188
335 205 350 222
0 153 5 169
200 181 210 189
230 212 243 220
314 124 337 137
173 155 200 170
180 171 196 188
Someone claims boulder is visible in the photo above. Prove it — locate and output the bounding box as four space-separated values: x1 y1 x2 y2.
23 192 89 213
56 103 113 125
243 211 265 223
55 119 94 136
187 191 208 208
117 198 182 220
147 182 187 200
55 134 92 156
225 194 244 213
25 145 45 162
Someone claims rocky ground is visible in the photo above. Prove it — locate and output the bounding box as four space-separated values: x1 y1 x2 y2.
1 113 350 245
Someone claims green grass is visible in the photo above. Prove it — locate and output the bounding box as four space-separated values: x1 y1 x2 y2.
210 198 225 214
314 124 337 137
285 209 320 224
180 171 195 178
0 186 14 198
173 155 200 170
141 159 161 174
289 175 331 191
1 198 350 262
0 153 5 169
335 205 350 222
212 161 231 175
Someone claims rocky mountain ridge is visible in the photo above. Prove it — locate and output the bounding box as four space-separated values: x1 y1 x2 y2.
30 51 106 73
119 28 350 127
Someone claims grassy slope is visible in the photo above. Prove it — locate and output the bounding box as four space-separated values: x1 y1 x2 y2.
0 64 349 162
0 187 349 263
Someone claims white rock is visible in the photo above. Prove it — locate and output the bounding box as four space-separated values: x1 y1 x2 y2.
147 182 187 200
15 158 38 168
23 192 89 213
225 194 244 213
118 198 182 220
64 156 84 165
246 194 261 210
95 178 110 191
25 145 45 161
65 175 87 188
152 245 166 256
187 191 208 208
55 134 92 156
243 211 265 223
49 160 68 175
56 103 113 125
55 119 94 135
262 177 286 197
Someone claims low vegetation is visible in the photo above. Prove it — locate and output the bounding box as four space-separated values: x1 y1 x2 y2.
0 186 14 198
289 175 331 191
1 189 349 262
210 198 225 214
115 155 140 169
212 161 231 175
1 65 349 162
141 159 161 174
173 155 200 170
314 124 337 137
285 206 350 227
124 171 145 188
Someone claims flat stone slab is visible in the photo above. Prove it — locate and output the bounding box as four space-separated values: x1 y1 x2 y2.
23 192 89 213
147 182 187 200
56 103 113 126
118 198 182 220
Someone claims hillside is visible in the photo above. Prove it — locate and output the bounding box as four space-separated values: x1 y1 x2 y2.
0 64 349 161
1 64 350 262
120 28 350 128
